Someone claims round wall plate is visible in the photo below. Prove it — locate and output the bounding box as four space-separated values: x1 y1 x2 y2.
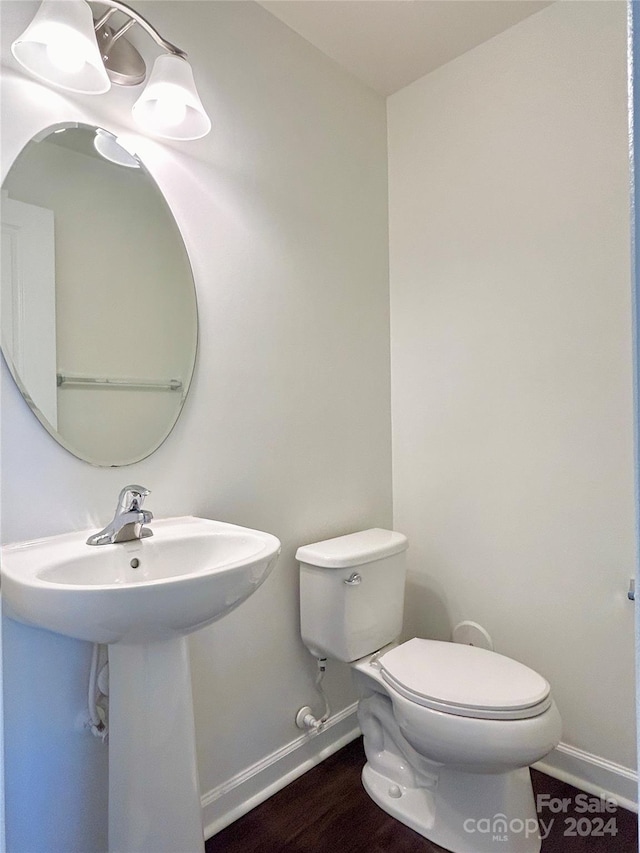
95 23 146 86
452 620 494 651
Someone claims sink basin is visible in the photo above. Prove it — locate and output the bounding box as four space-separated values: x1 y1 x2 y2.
1 516 281 644
1 514 281 853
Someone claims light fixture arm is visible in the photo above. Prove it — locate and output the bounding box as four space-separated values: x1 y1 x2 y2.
109 18 136 48
92 0 187 59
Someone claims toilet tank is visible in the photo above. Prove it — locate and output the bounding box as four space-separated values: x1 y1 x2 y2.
296 528 408 662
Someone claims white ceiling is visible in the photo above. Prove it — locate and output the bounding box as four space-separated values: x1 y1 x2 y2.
258 0 553 96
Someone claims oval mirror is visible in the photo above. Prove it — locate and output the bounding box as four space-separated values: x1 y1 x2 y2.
1 122 197 466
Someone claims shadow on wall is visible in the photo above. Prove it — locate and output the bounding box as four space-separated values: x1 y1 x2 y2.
402 573 452 642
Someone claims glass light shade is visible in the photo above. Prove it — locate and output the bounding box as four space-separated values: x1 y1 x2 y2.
11 0 110 94
93 129 140 168
132 54 211 141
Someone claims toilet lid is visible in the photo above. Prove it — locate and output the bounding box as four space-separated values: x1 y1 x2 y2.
379 638 552 720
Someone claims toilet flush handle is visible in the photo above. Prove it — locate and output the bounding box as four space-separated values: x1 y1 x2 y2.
344 572 362 586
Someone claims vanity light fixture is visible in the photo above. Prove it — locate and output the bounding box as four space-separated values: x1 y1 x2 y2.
11 0 211 140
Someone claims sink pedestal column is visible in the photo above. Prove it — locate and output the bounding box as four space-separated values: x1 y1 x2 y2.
108 637 204 853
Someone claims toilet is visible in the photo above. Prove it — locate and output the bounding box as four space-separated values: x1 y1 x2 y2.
296 528 562 853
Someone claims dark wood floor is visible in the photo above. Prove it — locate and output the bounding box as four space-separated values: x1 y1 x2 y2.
206 738 638 853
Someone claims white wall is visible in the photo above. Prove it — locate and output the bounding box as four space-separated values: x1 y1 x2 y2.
389 0 636 791
0 2 391 850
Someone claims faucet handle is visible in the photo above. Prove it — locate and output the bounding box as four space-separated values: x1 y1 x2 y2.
117 485 151 512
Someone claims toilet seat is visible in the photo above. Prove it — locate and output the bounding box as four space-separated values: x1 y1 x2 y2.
379 638 552 720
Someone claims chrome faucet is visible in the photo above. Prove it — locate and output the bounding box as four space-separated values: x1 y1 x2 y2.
86 485 153 546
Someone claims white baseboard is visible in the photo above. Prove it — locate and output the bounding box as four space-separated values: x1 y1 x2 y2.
534 742 638 813
202 703 360 840
202 717 638 842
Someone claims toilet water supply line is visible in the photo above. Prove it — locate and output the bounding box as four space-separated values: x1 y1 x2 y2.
90 645 327 738
91 648 329 737
87 643 109 740
296 658 331 732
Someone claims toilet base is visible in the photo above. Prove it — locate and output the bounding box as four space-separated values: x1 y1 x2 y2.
362 762 541 853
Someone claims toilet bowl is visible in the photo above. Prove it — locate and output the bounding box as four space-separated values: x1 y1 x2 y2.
297 529 562 853
352 642 561 853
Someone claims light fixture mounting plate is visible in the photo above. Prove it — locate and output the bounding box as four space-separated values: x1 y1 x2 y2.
95 22 146 86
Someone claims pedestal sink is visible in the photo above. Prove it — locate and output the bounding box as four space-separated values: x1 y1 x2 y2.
1 516 281 853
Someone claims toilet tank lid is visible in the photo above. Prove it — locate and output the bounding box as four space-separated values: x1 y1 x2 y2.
296 528 408 568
